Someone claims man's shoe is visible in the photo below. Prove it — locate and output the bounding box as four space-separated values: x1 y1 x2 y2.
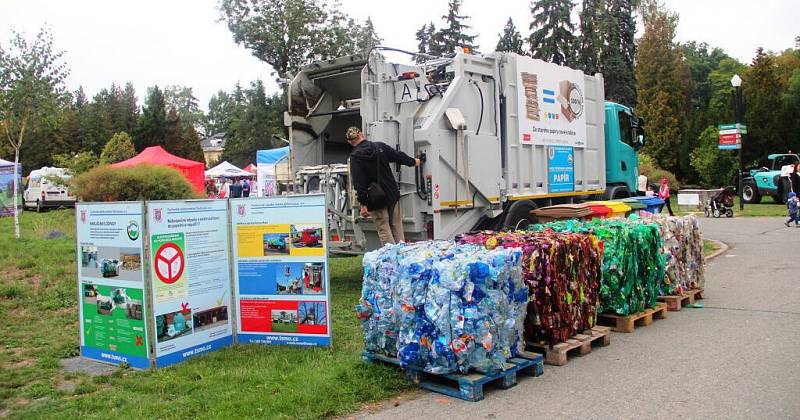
786 222 791 227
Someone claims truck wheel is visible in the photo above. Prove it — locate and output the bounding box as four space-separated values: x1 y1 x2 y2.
741 180 761 204
503 200 537 230
604 185 630 200
773 178 790 204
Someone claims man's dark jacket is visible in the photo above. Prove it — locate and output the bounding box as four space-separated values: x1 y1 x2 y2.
349 140 416 210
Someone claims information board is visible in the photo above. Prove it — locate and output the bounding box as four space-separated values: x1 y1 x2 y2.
231 195 331 346
548 146 575 193
516 57 587 148
146 200 234 367
76 202 150 369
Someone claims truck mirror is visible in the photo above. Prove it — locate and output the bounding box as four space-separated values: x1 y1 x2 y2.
637 134 645 148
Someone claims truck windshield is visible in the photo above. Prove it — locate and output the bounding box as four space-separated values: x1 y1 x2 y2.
773 155 799 170
618 111 642 149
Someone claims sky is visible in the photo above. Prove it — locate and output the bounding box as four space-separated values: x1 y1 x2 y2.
0 0 796 109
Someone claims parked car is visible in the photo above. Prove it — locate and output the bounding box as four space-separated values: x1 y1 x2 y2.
23 167 75 211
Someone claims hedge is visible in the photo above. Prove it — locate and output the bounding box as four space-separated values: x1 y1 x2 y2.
72 164 199 202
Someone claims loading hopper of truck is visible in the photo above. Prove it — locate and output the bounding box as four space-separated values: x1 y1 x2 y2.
286 50 644 253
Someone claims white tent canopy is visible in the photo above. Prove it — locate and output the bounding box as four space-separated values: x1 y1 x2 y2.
205 161 253 178
0 158 14 167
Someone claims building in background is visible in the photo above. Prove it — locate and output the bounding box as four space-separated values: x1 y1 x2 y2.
201 133 226 166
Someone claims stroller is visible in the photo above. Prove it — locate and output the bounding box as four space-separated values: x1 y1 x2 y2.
705 186 735 218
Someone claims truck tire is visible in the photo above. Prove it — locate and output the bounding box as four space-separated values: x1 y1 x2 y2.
503 200 537 230
741 180 761 204
604 185 630 200
773 177 790 204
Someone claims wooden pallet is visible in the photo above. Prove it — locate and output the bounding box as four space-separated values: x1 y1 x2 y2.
597 302 668 333
362 350 544 402
526 326 611 366
657 288 705 311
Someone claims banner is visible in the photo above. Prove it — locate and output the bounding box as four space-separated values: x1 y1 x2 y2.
0 162 22 217
146 200 234 367
256 147 289 197
76 202 150 369
516 57 587 148
231 194 331 346
547 146 575 193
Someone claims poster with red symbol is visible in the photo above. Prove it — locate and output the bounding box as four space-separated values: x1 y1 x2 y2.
147 200 233 367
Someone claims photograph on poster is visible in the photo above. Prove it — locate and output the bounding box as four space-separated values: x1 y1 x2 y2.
289 224 323 249
298 301 327 326
156 309 193 342
80 246 142 281
262 232 289 256
270 309 298 333
275 263 303 294
192 306 229 333
302 262 324 294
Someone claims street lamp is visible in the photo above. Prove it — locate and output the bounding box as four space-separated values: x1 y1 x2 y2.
731 74 744 211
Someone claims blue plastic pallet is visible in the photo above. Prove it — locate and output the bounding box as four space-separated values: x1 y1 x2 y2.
362 350 544 402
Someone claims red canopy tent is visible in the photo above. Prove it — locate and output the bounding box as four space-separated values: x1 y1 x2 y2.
111 146 205 193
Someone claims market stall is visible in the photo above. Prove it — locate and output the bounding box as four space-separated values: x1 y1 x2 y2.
112 146 205 194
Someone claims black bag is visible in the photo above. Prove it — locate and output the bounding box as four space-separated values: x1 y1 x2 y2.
366 143 387 209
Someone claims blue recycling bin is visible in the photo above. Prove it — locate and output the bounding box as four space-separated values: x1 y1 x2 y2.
632 196 665 214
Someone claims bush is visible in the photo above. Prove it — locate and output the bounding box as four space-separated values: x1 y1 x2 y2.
52 151 99 175
100 132 136 164
72 164 200 201
639 153 681 191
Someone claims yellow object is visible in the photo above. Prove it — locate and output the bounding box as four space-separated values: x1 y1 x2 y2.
586 201 632 218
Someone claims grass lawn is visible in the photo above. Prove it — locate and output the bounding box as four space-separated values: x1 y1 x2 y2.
677 197 787 217
702 240 721 257
0 209 410 419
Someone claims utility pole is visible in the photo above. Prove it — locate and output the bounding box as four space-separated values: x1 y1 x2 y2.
731 74 744 211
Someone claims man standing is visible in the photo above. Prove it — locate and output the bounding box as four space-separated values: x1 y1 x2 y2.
346 127 419 245
637 171 648 196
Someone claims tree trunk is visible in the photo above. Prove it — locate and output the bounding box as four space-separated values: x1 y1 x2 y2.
13 148 20 239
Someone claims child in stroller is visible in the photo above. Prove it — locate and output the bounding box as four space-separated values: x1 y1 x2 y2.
705 186 735 218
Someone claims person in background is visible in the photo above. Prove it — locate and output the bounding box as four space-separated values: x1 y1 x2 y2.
241 178 251 198
229 178 243 198
659 178 674 216
645 185 656 197
218 179 228 199
637 171 648 196
346 126 420 245
785 192 799 227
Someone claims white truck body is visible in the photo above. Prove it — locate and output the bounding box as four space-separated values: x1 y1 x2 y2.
287 51 608 252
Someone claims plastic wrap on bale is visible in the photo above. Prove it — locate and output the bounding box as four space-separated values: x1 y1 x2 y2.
532 217 665 316
458 230 602 346
356 241 526 374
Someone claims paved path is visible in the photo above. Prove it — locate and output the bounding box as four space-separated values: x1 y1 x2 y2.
355 217 800 420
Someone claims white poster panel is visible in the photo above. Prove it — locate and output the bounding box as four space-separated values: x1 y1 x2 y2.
146 200 234 367
231 194 331 347
516 57 588 148
77 202 150 369
256 164 276 197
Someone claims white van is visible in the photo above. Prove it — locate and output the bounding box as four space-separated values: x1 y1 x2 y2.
24 167 75 211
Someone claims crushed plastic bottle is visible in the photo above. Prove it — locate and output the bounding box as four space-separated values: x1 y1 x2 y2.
639 214 705 295
356 241 525 374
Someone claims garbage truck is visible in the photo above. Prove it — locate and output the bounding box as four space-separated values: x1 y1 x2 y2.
286 49 645 252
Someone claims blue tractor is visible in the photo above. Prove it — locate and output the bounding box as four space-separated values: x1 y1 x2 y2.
741 153 799 204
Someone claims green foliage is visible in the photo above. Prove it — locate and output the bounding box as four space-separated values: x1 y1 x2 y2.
576 0 603 75
134 85 170 150
600 0 637 106
220 81 283 167
636 3 689 175
496 18 524 55
164 85 203 131
690 126 738 187
528 0 576 66
743 48 788 165
433 0 478 55
99 131 136 164
52 151 99 175
638 152 680 190
72 164 199 201
219 0 381 79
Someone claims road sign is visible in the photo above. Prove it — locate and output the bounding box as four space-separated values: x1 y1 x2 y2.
719 144 741 150
719 123 745 149
154 242 185 284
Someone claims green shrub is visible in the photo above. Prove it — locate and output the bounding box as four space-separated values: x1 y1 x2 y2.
639 153 681 190
72 164 199 201
100 132 136 164
52 151 99 175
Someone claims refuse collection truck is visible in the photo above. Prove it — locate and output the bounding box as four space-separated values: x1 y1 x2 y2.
286 49 645 252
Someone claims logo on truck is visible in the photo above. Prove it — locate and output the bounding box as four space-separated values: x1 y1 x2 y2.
558 80 583 122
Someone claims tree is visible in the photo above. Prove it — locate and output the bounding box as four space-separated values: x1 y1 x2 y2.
496 18 524 55
415 22 437 61
528 0 576 66
635 3 689 175
221 80 283 167
576 0 603 75
600 0 637 106
690 126 738 187
204 90 234 136
219 0 381 79
743 48 786 165
134 86 171 151
100 131 136 164
164 85 203 132
52 150 99 175
434 0 479 54
0 28 69 238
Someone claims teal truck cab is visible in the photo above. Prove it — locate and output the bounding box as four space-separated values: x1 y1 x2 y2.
742 153 799 204
604 102 645 198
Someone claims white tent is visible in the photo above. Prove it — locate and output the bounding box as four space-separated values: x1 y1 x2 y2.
205 161 252 178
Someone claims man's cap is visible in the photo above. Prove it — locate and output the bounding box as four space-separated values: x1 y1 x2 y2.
790 192 797 198
346 126 361 141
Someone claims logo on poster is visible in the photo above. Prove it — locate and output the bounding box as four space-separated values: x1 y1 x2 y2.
154 208 163 222
237 205 246 217
80 210 87 223
154 242 185 284
126 221 140 240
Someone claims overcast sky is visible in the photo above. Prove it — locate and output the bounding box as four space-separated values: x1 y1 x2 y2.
0 0 796 109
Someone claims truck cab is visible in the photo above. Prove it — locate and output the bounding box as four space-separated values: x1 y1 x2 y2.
742 153 799 204
604 102 645 197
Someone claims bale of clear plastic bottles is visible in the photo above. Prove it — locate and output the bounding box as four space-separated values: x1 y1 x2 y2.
457 230 603 346
356 241 527 374
532 216 665 316
640 214 705 295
